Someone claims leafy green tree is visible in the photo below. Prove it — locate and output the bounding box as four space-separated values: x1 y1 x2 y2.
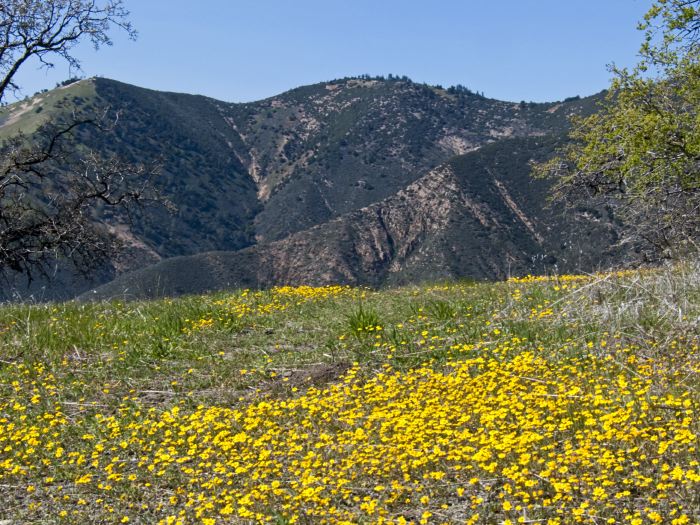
535 1 700 258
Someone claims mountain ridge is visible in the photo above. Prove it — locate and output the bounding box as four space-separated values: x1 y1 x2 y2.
0 76 623 301
81 136 624 301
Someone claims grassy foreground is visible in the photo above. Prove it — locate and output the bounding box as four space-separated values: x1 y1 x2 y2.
0 264 699 524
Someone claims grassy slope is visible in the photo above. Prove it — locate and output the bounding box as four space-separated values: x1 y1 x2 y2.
0 80 98 137
0 264 698 524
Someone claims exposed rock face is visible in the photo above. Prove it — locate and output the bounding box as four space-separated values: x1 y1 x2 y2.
224 78 596 243
258 164 463 285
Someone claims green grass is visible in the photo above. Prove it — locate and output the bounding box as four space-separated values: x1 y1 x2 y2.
0 79 97 138
0 265 698 523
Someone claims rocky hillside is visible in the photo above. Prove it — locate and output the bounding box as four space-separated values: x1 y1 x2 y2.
221 78 596 242
83 136 623 301
0 77 621 300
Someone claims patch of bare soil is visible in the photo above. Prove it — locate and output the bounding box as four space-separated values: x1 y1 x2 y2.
268 361 352 394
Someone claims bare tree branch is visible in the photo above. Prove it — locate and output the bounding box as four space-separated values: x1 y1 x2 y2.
0 114 164 279
0 0 135 102
0 1 168 286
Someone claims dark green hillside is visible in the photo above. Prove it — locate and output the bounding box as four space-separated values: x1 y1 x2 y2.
84 79 260 257
0 78 260 259
84 136 625 301
431 136 622 279
0 76 615 301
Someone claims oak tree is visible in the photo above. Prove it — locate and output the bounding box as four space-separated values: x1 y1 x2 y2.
535 0 700 258
0 1 161 280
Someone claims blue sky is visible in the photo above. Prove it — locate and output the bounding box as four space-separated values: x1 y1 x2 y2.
13 0 653 103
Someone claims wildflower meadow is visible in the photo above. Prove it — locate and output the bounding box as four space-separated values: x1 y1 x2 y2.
1 266 698 524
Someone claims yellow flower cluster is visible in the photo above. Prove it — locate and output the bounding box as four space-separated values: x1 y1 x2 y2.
1 277 698 524
2 339 697 524
183 285 355 334
507 269 639 284
272 285 353 299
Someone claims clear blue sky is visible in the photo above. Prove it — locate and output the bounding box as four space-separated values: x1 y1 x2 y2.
13 0 653 103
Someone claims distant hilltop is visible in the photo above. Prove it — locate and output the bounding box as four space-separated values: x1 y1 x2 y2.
0 76 626 302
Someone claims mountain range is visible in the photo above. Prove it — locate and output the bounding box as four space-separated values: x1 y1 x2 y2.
0 76 629 301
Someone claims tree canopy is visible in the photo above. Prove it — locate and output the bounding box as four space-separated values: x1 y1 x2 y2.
535 0 700 258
